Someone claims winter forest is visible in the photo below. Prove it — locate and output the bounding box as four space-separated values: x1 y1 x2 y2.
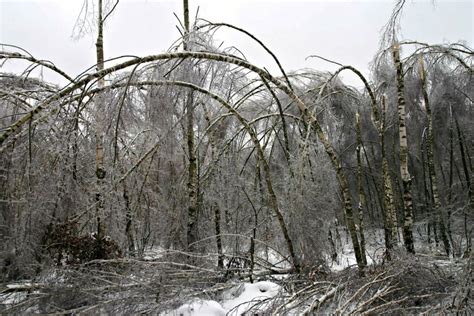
0 0 472 314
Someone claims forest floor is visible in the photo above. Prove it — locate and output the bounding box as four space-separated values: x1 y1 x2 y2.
0 231 472 315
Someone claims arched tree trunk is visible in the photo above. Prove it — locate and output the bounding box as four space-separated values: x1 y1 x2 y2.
0 51 364 271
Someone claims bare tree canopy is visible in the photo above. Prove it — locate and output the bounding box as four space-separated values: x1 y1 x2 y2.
0 1 472 314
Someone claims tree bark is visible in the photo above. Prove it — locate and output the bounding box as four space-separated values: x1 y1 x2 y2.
182 0 200 255
95 0 106 240
454 113 472 257
183 0 190 51
202 104 224 268
454 116 473 212
391 43 415 254
123 181 136 256
356 112 367 266
185 91 199 254
380 96 398 254
418 57 450 256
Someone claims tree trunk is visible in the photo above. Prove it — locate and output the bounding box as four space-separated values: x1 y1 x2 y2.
418 57 450 256
185 91 199 254
202 104 224 268
447 109 455 253
311 120 365 270
95 0 106 240
356 112 367 266
454 115 473 212
123 182 136 256
182 0 200 255
214 203 224 269
183 0 190 51
391 43 415 254
380 96 397 254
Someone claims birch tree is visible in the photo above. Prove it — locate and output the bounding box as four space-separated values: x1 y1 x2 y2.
418 57 451 255
391 43 415 253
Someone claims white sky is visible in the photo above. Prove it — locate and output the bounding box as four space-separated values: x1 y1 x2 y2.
0 0 472 87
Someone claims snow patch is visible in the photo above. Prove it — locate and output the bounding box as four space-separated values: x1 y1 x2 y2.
172 300 226 316
0 292 28 307
223 281 282 315
142 246 166 261
169 281 282 316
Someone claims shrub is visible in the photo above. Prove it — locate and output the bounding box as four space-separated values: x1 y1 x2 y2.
43 221 122 265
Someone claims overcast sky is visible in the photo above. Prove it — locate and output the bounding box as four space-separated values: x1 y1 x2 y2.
0 0 472 87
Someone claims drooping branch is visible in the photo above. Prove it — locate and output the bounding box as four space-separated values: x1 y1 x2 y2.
0 49 76 84
0 50 364 269
400 41 473 73
197 21 294 90
307 57 379 128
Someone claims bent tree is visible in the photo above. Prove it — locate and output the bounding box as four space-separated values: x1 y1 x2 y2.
0 47 368 270
3 2 469 277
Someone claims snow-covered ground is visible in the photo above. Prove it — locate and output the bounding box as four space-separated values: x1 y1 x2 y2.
2 226 466 314
0 291 28 306
142 245 166 260
327 228 385 271
326 226 451 271
169 281 283 316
